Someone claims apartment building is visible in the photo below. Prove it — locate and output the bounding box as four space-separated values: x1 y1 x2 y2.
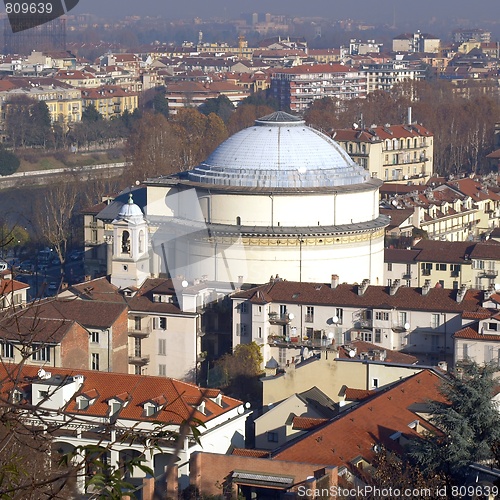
271 64 367 113
81 85 138 119
363 60 427 93
0 364 247 493
334 120 434 182
0 76 82 129
231 276 485 367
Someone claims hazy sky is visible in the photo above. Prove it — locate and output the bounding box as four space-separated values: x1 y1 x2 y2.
75 0 495 25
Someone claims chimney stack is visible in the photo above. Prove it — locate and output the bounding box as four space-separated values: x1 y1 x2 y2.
389 279 401 296
358 278 370 296
456 284 468 303
421 279 431 296
331 274 339 289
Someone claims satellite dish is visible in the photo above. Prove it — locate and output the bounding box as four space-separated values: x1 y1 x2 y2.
495 283 500 291
288 313 294 320
38 368 46 379
327 331 334 340
348 349 356 358
245 402 251 409
237 406 245 415
302 347 310 358
181 280 189 288
332 315 339 324
404 322 410 330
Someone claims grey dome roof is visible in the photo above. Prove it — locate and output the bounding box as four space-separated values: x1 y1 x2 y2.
187 111 369 188
117 193 144 221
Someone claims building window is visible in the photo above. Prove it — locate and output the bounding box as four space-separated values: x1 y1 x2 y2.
362 331 372 342
240 302 248 314
387 263 393 271
305 306 314 323
91 353 100 371
488 323 498 332
1 342 14 358
134 337 142 357
431 314 440 329
32 345 50 362
267 431 279 443
258 327 262 338
372 378 379 389
436 263 447 271
158 364 166 376
374 329 381 343
155 317 167 330
335 308 343 325
375 311 389 321
463 343 469 359
134 316 141 330
159 338 166 355
138 230 144 253
279 348 286 366
90 331 99 344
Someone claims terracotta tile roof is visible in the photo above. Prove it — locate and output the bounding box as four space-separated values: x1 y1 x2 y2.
454 325 500 341
344 388 376 402
338 340 418 365
126 278 191 315
486 149 500 159
469 241 500 259
0 314 79 343
272 63 353 74
380 208 414 230
232 280 483 314
0 278 29 295
20 297 128 329
66 277 125 303
292 416 329 430
232 449 271 458
462 310 492 320
273 370 445 467
448 178 500 202
412 240 474 263
0 364 242 426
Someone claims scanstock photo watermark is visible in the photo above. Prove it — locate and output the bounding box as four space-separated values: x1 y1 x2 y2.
3 0 78 32
297 484 499 498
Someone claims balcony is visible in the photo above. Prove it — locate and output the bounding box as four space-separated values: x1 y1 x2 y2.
478 269 498 279
402 273 412 280
268 312 291 325
128 354 150 365
450 271 460 278
128 325 151 338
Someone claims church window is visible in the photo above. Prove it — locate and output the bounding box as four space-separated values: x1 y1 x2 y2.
122 230 130 254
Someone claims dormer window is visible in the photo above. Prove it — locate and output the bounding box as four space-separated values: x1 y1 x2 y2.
196 400 206 415
144 402 157 417
77 396 89 410
210 393 223 407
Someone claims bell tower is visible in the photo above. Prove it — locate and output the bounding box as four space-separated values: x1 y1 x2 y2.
111 193 150 288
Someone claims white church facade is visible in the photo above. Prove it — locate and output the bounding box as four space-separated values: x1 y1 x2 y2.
112 111 389 289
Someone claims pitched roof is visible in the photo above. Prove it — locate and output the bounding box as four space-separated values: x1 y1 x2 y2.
1 364 241 426
338 340 418 365
273 370 445 467
412 240 475 263
65 276 125 303
232 280 483 314
454 324 500 341
384 248 420 264
292 416 329 430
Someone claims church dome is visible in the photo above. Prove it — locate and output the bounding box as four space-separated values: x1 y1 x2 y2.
187 111 369 189
117 193 144 221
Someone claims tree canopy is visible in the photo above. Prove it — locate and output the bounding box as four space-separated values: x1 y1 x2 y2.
408 362 500 482
0 147 20 176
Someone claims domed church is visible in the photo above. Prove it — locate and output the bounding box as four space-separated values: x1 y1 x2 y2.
119 112 389 287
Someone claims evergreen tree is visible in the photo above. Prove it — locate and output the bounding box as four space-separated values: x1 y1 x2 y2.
82 103 103 122
408 362 500 483
0 147 20 176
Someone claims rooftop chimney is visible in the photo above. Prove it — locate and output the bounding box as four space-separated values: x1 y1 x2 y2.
421 279 431 296
456 284 468 303
483 284 495 302
358 279 370 296
389 279 401 296
331 274 339 289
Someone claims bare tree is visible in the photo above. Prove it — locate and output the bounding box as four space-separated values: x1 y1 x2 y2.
34 182 79 278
